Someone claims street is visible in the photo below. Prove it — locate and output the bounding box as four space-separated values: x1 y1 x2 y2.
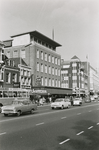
0 102 99 150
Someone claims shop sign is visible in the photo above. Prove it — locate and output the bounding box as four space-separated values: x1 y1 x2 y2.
32 89 47 94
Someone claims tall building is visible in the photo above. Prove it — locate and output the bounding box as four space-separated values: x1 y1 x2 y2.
61 56 88 95
4 30 62 88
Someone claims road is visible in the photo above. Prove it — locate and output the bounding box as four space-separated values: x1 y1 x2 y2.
0 102 99 150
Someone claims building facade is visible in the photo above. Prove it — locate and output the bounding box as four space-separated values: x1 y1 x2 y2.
61 56 88 95
4 30 62 88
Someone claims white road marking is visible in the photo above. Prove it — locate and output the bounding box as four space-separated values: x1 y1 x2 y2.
77 113 81 115
76 131 84 135
36 122 44 126
97 123 99 125
59 138 70 145
0 132 6 136
88 126 93 129
88 110 92 112
61 117 67 119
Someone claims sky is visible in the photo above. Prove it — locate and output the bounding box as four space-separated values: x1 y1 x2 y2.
0 0 99 69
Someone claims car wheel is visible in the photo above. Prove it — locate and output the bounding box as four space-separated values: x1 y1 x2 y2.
61 105 64 109
17 110 21 116
4 114 8 116
52 107 54 109
30 109 34 114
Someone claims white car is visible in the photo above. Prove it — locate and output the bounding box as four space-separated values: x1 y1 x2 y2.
51 98 71 109
73 98 82 106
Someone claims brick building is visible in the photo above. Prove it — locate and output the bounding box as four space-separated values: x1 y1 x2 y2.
4 30 62 88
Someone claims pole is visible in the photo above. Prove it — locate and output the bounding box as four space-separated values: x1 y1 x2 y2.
20 49 21 89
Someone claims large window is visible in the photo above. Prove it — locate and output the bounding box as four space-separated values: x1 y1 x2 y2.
45 77 47 86
52 56 54 63
37 49 39 58
37 62 39 71
41 51 43 60
45 53 47 61
6 72 11 83
48 54 51 62
13 50 18 58
52 67 54 75
49 66 51 74
12 73 17 82
41 63 43 72
45 65 47 73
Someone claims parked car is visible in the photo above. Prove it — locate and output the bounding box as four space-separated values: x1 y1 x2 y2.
1 99 37 116
51 98 71 109
85 98 91 103
73 98 82 106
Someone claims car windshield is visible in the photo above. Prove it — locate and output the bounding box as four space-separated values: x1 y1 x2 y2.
55 99 63 102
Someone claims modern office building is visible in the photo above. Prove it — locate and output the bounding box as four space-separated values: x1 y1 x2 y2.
4 30 62 88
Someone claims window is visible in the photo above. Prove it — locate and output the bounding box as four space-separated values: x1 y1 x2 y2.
6 72 11 83
45 53 47 61
58 69 60 76
13 50 18 58
37 49 39 58
55 68 57 75
45 77 47 86
55 79 57 87
52 67 54 75
49 66 51 74
49 78 51 86
72 76 77 80
52 56 54 63
72 63 77 67
41 76 43 86
41 63 43 72
48 54 51 62
55 58 57 65
37 62 39 71
41 51 43 60
52 79 54 86
45 65 47 73
72 69 77 73
12 73 17 82
58 58 60 65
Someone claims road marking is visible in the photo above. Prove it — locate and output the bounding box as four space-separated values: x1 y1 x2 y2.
36 122 44 126
88 110 92 112
61 116 67 119
77 113 81 115
0 132 6 136
59 138 70 145
76 131 84 135
97 123 99 125
88 126 93 129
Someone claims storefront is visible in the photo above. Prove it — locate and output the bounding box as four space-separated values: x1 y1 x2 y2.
30 86 72 98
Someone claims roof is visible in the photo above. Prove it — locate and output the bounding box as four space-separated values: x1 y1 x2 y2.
11 30 61 47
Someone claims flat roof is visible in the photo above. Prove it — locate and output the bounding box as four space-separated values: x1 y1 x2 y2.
11 30 61 47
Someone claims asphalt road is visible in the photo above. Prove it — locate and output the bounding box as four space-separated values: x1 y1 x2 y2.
0 102 99 150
